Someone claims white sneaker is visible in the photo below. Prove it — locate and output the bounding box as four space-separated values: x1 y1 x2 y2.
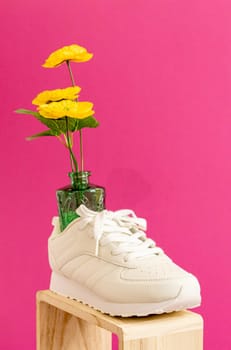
48 205 201 317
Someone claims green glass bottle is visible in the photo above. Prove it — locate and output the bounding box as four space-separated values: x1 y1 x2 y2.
56 171 105 231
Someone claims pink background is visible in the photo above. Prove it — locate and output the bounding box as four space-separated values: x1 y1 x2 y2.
1 0 231 349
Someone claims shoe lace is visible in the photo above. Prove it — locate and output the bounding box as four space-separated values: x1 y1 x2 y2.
76 205 163 260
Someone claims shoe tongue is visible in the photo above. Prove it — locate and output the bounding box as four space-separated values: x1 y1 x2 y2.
76 204 95 217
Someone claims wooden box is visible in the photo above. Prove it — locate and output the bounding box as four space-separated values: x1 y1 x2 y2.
36 290 203 350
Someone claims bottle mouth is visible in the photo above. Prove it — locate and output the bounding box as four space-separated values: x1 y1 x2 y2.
68 171 91 190
68 170 91 177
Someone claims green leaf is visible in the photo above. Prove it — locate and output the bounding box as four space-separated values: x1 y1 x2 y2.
53 116 99 133
15 109 99 135
26 129 61 140
34 115 63 133
54 118 69 133
78 116 99 130
66 118 79 132
15 108 40 117
16 108 63 134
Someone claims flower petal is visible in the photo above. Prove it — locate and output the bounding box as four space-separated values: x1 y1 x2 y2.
42 44 93 68
38 100 95 119
32 86 81 105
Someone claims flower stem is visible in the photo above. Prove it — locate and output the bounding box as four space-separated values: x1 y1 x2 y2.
65 117 78 172
66 60 84 172
66 60 76 86
79 131 84 171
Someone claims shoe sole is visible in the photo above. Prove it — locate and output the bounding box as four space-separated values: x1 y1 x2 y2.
50 272 201 317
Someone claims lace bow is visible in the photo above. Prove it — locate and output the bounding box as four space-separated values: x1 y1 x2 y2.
76 205 162 259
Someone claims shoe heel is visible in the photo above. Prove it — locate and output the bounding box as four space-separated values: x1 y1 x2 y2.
50 271 92 301
50 272 77 298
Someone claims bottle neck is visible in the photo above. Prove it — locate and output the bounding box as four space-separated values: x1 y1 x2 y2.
69 171 91 190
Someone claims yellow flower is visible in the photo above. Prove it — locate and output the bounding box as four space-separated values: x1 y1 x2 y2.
38 100 95 119
42 44 93 68
32 86 81 105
